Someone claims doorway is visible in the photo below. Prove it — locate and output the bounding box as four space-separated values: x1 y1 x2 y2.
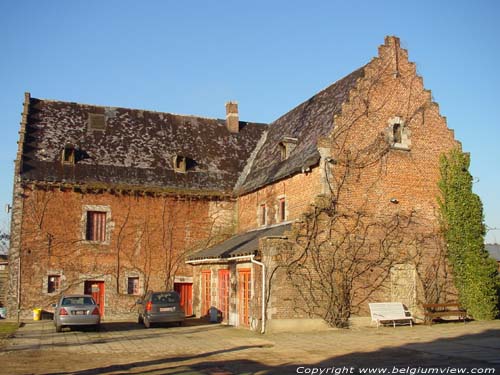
84 280 105 317
174 282 193 316
218 269 230 322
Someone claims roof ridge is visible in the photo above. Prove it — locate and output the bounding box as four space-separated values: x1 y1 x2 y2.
31 97 265 124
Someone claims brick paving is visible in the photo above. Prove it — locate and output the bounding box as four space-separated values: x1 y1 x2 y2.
0 319 499 374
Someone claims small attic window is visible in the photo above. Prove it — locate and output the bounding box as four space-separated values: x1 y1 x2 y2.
278 137 298 161
173 155 187 173
62 145 75 164
88 113 106 132
387 117 411 151
393 123 402 144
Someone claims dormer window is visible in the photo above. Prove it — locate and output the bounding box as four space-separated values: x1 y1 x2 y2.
387 117 410 151
173 155 187 173
278 137 298 161
62 144 75 164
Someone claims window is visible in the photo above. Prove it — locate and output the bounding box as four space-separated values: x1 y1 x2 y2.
260 204 267 226
278 137 298 161
173 155 187 173
393 123 402 144
47 275 61 293
387 117 410 150
278 198 286 222
127 277 140 295
86 211 107 242
88 113 106 131
279 142 287 161
62 144 75 164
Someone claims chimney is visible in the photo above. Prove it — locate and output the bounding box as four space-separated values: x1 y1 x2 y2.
225 101 239 133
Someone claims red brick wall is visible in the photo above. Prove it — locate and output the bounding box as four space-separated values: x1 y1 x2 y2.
261 37 460 322
237 167 322 233
17 187 234 317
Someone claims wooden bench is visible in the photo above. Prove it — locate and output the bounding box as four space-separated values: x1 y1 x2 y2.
369 302 414 328
422 303 467 325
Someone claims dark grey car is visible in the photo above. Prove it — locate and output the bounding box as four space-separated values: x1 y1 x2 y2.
53 294 100 332
137 291 185 328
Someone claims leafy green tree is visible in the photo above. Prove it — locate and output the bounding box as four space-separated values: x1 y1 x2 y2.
438 148 499 319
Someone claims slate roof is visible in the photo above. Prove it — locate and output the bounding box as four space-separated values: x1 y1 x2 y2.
21 99 266 195
21 64 365 196
187 223 291 261
235 66 366 194
486 244 500 262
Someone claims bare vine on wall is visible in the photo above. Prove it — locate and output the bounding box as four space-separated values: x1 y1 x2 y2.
265 53 454 328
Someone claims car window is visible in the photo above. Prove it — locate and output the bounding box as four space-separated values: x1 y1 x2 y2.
151 293 179 303
61 297 96 306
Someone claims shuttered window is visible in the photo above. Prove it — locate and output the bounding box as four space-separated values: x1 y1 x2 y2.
86 211 107 242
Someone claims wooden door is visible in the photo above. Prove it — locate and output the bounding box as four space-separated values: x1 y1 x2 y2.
238 269 251 327
218 269 230 322
84 280 105 316
174 282 193 316
201 271 211 317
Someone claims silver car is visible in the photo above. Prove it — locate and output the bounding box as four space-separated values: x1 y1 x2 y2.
53 294 101 332
137 291 185 328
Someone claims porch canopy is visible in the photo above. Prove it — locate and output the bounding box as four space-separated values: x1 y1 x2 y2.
187 223 292 262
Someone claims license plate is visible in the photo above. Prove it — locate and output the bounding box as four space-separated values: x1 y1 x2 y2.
73 310 86 315
160 307 174 312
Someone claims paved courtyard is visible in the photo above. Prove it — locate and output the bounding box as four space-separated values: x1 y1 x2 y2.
0 319 499 374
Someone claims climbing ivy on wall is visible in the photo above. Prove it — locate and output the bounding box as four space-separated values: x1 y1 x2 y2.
438 148 499 320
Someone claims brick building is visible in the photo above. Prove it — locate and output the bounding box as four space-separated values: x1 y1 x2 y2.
9 36 460 329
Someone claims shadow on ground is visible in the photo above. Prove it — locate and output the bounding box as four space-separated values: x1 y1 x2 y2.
36 328 500 375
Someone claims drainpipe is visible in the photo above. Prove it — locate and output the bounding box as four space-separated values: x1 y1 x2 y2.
250 255 266 334
17 256 21 323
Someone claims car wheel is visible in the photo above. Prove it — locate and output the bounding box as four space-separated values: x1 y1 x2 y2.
178 321 183 327
143 317 151 329
93 325 101 332
55 325 63 333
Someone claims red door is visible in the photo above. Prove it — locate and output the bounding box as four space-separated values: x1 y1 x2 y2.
174 282 193 316
218 269 230 322
201 271 211 317
84 281 105 316
238 269 251 327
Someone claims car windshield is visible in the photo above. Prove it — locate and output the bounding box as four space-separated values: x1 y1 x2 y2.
61 297 95 306
151 293 179 304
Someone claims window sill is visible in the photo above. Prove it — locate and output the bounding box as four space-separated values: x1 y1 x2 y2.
82 240 110 246
391 143 410 151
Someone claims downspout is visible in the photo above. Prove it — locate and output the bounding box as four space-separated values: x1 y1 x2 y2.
250 255 266 334
17 257 21 323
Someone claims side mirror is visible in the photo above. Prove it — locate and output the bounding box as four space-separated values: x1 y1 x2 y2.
136 299 142 305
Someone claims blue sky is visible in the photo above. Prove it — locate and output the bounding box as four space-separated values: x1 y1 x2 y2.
1 1 499 241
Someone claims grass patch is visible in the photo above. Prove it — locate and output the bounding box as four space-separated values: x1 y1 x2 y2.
0 321 19 340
